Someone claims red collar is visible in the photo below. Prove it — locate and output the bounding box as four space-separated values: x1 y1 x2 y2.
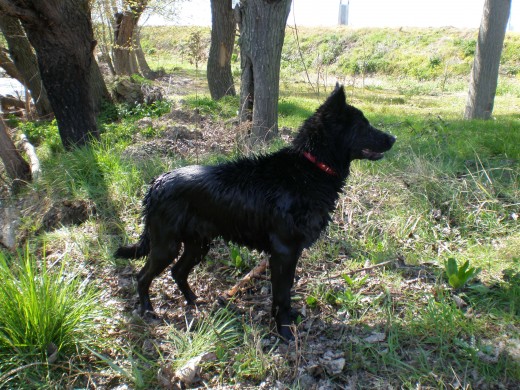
303 151 338 176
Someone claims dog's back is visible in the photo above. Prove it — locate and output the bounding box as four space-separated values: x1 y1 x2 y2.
143 149 343 253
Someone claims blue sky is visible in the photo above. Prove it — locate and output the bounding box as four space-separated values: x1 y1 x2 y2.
146 0 519 31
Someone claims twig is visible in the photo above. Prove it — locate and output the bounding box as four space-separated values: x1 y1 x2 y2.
220 258 269 299
331 259 394 279
289 10 317 96
0 362 45 384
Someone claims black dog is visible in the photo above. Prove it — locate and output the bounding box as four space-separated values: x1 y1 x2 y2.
115 85 395 340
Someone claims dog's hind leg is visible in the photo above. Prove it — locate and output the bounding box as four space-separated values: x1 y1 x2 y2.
137 243 180 316
171 239 211 305
268 236 302 341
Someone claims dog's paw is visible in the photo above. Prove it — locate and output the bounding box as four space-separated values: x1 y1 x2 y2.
278 325 296 342
143 309 158 318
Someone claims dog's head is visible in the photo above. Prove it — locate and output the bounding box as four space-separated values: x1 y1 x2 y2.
293 84 396 175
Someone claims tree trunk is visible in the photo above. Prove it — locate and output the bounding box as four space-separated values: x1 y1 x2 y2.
134 30 153 78
113 11 139 75
0 0 101 149
0 118 31 190
89 54 112 114
239 54 254 123
0 47 23 81
112 1 149 77
464 0 511 120
95 0 116 76
0 13 53 117
237 0 291 143
207 0 236 100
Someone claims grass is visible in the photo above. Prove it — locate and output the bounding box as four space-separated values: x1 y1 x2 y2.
1 26 519 388
164 308 243 372
140 25 520 98
0 249 104 387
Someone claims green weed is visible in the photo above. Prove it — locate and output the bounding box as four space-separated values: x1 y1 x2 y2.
225 244 253 273
18 119 62 153
444 258 481 289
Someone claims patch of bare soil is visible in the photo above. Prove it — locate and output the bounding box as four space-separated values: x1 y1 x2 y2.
123 105 242 165
42 199 96 231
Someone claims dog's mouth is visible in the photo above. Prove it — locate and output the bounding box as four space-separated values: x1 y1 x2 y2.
361 149 385 160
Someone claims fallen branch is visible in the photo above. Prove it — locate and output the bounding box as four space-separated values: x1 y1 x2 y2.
0 48 23 81
0 95 25 115
331 259 395 279
219 258 394 301
0 118 31 188
17 133 40 180
221 258 269 299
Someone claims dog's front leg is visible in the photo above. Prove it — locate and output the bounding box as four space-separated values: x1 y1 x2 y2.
269 235 301 341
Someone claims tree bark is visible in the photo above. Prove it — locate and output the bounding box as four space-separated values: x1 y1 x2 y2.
0 118 31 189
237 0 291 143
134 30 153 78
89 53 112 114
112 1 149 77
464 0 511 120
0 0 100 149
113 11 139 75
0 13 53 117
0 47 23 81
207 0 236 100
239 53 254 122
94 0 116 75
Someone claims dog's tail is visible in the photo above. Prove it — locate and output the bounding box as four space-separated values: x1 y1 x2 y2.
115 176 158 259
115 230 150 259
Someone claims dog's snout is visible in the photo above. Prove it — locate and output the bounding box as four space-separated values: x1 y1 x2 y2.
388 135 397 146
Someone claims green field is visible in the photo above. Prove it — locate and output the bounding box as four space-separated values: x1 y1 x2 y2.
1 26 519 389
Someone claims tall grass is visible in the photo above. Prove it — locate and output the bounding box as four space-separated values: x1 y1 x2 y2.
0 249 103 386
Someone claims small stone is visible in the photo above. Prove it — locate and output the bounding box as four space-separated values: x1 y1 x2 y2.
363 332 386 343
452 294 467 309
47 342 58 364
136 116 153 129
296 373 317 388
175 352 216 385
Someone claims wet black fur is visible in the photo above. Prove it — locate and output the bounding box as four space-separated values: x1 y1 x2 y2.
115 85 396 340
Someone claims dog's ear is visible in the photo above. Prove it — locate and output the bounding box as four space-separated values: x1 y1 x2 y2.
333 82 345 95
325 84 346 110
